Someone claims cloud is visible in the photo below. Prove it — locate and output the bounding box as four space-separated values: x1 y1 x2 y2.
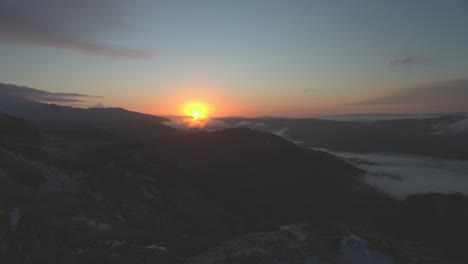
325 150 468 199
442 117 468 134
90 102 107 109
351 78 468 111
0 82 100 103
272 127 288 137
389 56 434 70
0 0 150 59
164 117 231 131
232 121 267 129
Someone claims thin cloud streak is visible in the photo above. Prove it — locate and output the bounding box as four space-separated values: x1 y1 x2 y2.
0 0 151 59
0 83 101 103
302 88 315 94
389 56 435 70
351 78 468 111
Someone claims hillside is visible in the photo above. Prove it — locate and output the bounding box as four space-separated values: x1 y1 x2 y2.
0 84 467 263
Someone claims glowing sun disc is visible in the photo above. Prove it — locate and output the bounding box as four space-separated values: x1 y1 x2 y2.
185 102 208 119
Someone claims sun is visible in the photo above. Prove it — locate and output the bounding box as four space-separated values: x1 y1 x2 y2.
185 102 208 120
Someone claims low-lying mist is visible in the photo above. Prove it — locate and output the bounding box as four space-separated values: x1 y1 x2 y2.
323 150 468 199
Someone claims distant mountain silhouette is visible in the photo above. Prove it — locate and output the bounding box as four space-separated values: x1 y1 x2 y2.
220 115 468 159
0 83 173 139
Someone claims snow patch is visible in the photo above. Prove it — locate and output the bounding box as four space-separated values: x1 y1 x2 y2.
32 234 41 249
106 240 127 249
36 164 79 193
339 235 394 264
98 223 112 230
304 256 320 264
9 208 21 232
72 215 112 231
146 245 168 251
141 186 161 202
279 224 308 241
73 248 88 255
115 214 127 223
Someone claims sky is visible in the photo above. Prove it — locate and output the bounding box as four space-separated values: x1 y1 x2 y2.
1 0 468 117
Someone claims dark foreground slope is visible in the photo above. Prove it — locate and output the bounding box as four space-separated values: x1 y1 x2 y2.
1 115 467 263
169 128 393 225
0 113 387 263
